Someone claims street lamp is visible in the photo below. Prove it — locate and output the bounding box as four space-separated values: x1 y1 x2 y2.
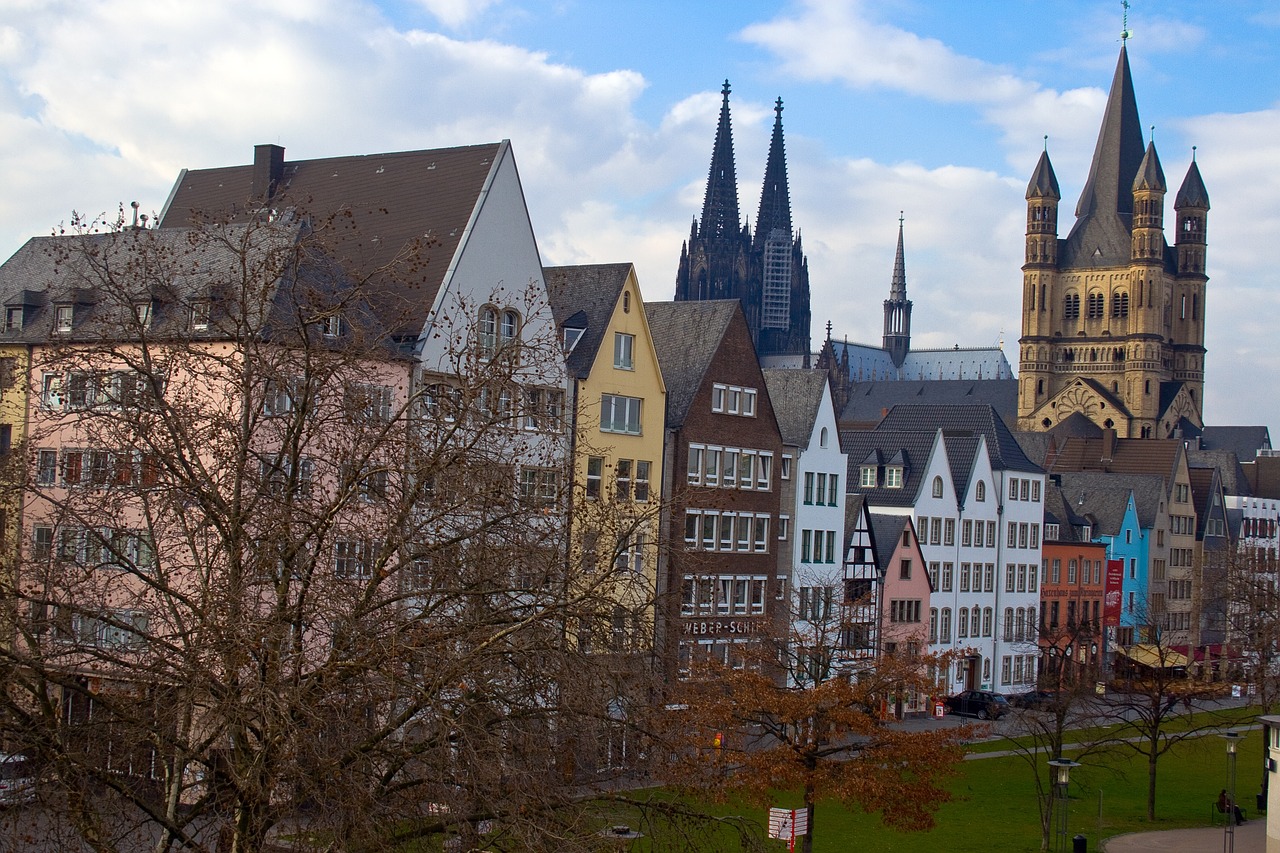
1048 757 1081 853
1222 732 1243 853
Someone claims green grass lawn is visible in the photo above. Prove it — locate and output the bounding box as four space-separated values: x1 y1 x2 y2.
683 720 1266 852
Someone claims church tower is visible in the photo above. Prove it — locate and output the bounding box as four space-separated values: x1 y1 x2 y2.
1016 44 1209 438
882 215 912 368
676 84 812 364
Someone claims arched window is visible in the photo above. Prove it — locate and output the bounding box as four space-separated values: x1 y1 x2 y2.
976 481 986 502
982 607 993 637
479 307 498 358
970 608 980 637
958 607 969 638
500 309 519 344
1087 292 1105 319
1112 291 1130 318
1002 608 1014 642
819 427 828 448
1064 293 1080 319
932 476 943 498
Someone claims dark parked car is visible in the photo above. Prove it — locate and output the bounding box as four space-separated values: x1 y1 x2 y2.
944 690 1010 720
1010 689 1059 710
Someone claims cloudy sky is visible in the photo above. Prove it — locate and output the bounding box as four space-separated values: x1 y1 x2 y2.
2 0 1278 431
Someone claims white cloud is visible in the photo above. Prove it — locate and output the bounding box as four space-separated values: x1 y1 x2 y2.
410 0 502 29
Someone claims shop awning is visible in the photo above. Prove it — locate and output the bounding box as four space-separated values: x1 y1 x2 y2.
1117 644 1188 669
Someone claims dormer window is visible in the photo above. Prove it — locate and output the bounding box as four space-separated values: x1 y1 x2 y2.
1081 524 1092 541
562 327 584 354
54 305 73 334
1045 523 1060 541
189 301 210 331
859 466 876 488
885 466 903 488
322 315 342 338
4 307 22 332
135 303 153 330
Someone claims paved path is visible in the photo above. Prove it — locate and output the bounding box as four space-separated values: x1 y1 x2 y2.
1103 819 1265 852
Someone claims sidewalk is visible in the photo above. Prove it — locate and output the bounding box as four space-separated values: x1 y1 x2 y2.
1103 819 1265 852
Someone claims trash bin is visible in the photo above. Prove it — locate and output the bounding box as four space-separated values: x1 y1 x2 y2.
1257 792 1266 813
1072 834 1086 853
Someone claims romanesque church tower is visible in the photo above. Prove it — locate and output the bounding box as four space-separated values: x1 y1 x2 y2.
1016 45 1209 438
676 82 812 363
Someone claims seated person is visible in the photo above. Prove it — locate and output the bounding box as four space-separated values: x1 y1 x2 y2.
1218 789 1245 825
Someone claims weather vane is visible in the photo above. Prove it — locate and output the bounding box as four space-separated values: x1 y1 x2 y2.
1121 0 1131 43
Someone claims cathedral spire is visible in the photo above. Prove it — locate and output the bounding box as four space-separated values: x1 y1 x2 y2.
883 214 912 369
1062 44 1146 267
753 97 793 251
700 80 742 241
889 212 907 301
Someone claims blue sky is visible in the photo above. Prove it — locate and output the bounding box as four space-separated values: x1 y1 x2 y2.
2 0 1278 430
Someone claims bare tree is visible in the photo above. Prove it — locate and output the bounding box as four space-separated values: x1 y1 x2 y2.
0 209 657 853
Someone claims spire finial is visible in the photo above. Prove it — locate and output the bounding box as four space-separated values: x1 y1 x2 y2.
1150 124 1155 143
1044 134 1049 152
775 96 783 118
1192 144 1197 162
826 320 832 341
1121 0 1130 42
899 210 904 228
721 79 731 101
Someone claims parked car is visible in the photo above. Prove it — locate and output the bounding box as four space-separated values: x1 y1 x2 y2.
0 753 35 805
1010 689 1059 710
944 690 1010 720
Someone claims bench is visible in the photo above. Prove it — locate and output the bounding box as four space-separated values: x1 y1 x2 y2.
1212 802 1247 825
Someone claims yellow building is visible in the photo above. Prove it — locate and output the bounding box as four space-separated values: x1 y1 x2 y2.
0 340 28 618
545 264 666 653
1017 45 1209 438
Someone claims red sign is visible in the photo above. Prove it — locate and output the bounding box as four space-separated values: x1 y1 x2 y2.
1103 559 1124 626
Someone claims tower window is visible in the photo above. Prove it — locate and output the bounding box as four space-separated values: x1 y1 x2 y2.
1086 292 1104 319
1064 293 1080 320
1111 292 1129 318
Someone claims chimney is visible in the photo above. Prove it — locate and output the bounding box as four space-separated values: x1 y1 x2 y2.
252 144 285 202
1100 428 1117 465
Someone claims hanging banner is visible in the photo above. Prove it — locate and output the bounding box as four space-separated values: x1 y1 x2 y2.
1103 559 1124 627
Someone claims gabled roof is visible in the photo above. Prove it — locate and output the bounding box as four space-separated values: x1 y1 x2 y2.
762 368 828 447
543 263 633 381
876 403 1041 473
838 378 1017 426
1200 426 1271 461
643 300 740 428
1186 447 1249 497
1056 471 1166 533
840 428 941 509
158 143 506 336
1188 465 1219 540
940 432 981 502
868 511 908 580
0 223 332 344
1049 434 1184 487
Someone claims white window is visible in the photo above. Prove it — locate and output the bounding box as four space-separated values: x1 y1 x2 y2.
334 539 373 579
613 332 634 369
345 383 393 424
885 466 903 488
321 315 342 338
932 476 943 498
859 466 876 488
601 394 642 434
189 300 210 331
54 305 73 334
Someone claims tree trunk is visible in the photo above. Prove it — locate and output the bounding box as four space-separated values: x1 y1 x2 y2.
801 779 816 853
1147 747 1159 821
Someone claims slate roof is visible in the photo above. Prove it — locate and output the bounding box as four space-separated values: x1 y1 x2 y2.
0 223 333 344
762 368 828 447
158 143 505 336
1186 447 1249 497
643 300 739 429
868 511 909 580
1062 45 1153 270
1200 426 1271 461
543 263 632 381
1055 471 1166 533
838 378 1017 427
829 342 1014 388
876 403 1041 473
840 428 940 509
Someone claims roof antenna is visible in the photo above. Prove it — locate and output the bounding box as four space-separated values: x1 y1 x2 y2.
1121 0 1130 43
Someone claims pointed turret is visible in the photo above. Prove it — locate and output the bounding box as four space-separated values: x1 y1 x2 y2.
882 215 912 369
1131 141 1166 262
1175 155 1209 275
1175 159 1210 210
700 80 742 241
753 98 793 252
1025 147 1060 267
1062 45 1146 267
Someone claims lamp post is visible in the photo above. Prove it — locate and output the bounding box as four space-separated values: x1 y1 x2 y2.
1223 732 1243 853
1048 757 1081 853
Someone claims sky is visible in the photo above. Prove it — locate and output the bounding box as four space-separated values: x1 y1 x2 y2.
2 0 1279 431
